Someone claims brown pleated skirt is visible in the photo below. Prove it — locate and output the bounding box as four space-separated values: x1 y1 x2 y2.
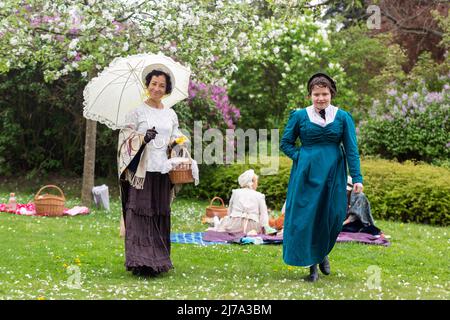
124 172 173 275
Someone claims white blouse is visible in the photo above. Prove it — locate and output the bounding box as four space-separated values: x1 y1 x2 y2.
228 188 269 226
306 104 339 127
124 104 184 173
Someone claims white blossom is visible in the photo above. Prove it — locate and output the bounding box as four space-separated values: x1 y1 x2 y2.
68 39 79 50
40 34 52 41
86 19 96 29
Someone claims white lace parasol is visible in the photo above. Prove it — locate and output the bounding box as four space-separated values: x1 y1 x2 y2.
82 53 191 130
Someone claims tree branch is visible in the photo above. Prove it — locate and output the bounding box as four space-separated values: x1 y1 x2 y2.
116 1 147 23
381 9 444 38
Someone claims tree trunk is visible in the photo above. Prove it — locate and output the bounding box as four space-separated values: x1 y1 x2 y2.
81 119 97 205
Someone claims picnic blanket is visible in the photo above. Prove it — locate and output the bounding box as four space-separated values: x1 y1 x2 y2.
0 203 89 216
170 232 225 246
171 230 390 247
337 232 390 246
203 230 283 244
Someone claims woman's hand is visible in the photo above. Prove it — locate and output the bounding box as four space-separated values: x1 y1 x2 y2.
144 127 158 143
353 183 363 193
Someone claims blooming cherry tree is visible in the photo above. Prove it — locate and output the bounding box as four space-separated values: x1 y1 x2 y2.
0 0 260 204
0 0 261 83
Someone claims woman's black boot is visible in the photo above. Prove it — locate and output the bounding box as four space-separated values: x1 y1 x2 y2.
319 256 331 275
306 264 319 282
131 267 142 276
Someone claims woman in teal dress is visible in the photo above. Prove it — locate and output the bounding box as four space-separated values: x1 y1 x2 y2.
280 73 364 282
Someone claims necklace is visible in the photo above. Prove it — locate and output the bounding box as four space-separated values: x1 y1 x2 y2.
145 99 163 109
143 107 166 149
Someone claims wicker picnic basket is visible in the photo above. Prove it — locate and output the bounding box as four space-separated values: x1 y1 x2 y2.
34 185 65 216
205 196 228 218
169 147 194 184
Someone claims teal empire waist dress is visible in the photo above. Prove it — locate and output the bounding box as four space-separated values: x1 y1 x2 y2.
280 108 363 266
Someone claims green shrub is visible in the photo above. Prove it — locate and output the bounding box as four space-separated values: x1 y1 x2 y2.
360 158 449 226
359 81 450 163
179 157 450 226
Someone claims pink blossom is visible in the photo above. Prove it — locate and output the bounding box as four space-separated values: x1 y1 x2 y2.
42 16 52 23
387 89 397 96
30 17 41 27
112 21 125 34
188 80 241 129
68 28 80 35
425 92 443 104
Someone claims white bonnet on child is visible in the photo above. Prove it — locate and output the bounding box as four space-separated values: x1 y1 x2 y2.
238 169 257 188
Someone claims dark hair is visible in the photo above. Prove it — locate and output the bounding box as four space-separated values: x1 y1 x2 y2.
145 70 172 94
308 76 336 98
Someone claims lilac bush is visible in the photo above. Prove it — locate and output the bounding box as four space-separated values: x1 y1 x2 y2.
360 79 450 163
175 81 241 161
187 81 240 129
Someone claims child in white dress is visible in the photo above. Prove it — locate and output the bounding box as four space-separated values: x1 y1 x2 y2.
212 169 276 235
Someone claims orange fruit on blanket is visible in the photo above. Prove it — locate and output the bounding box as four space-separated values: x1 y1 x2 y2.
269 218 276 227
269 213 285 230
275 214 285 230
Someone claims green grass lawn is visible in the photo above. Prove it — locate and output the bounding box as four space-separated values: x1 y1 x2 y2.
0 192 448 300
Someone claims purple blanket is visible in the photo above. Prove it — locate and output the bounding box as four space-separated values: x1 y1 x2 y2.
337 232 390 246
203 230 390 246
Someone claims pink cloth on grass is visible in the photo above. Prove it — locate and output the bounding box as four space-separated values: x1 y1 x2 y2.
0 203 89 216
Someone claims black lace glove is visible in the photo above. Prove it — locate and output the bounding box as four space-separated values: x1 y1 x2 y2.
144 127 158 143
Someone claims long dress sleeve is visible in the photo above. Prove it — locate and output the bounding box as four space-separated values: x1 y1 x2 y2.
258 194 269 227
280 110 300 161
342 111 363 184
